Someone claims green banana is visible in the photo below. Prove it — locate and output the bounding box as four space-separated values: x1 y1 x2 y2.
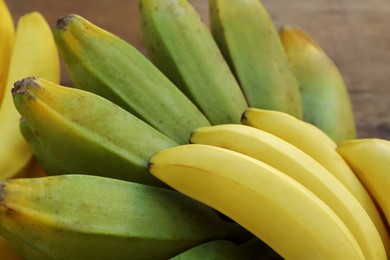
138 0 248 124
279 25 357 143
171 240 250 260
53 14 210 144
0 175 226 259
209 0 302 119
240 238 282 259
12 77 178 187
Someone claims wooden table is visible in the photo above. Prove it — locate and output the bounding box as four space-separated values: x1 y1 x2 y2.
6 0 390 140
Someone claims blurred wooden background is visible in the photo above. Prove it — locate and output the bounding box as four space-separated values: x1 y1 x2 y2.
6 0 390 140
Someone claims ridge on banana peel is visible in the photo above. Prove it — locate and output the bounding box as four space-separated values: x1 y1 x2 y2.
337 138 390 226
139 0 248 125
0 0 15 104
241 107 390 256
0 175 226 260
53 14 210 144
149 144 365 259
11 77 177 187
171 240 251 260
209 0 302 119
0 11 60 180
190 124 386 260
279 25 357 143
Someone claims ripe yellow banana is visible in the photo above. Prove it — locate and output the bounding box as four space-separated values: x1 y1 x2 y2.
0 12 60 180
171 240 250 260
149 144 365 259
209 0 302 119
279 25 356 143
12 77 178 187
190 124 386 260
53 14 210 144
0 0 15 104
337 138 390 225
241 107 390 255
139 0 248 124
0 175 226 259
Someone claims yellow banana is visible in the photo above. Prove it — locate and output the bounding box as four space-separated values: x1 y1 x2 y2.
149 144 365 259
209 0 302 119
139 0 248 124
0 12 60 180
241 107 390 255
337 138 390 225
0 175 226 259
0 0 15 104
190 124 386 260
279 25 356 143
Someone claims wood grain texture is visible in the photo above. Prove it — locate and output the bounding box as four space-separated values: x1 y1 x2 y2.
6 0 390 139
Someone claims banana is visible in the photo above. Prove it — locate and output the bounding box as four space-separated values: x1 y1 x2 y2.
53 14 210 144
279 25 357 143
138 0 248 124
301 121 337 148
149 144 365 259
171 240 250 260
209 0 302 119
241 107 390 255
11 76 178 187
0 0 15 104
190 124 386 259
0 174 226 259
337 138 390 225
0 236 23 260
0 12 60 180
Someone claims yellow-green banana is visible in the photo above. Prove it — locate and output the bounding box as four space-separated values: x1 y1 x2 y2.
149 144 365 259
209 0 302 119
138 0 248 124
12 77 177 187
0 175 226 259
190 124 386 260
279 25 356 143
241 107 390 255
171 240 250 260
0 0 15 104
0 12 60 180
53 14 210 144
337 138 390 226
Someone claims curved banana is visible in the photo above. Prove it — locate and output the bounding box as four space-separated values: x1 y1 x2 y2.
241 107 390 255
190 124 386 260
0 12 60 180
12 77 178 187
337 138 390 225
149 144 365 259
0 175 226 259
209 0 302 119
0 0 15 104
279 25 356 143
139 0 248 124
171 240 250 260
53 14 210 144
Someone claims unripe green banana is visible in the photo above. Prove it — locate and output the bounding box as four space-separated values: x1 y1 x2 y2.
138 0 248 124
209 0 302 119
240 238 282 259
53 14 210 144
12 77 177 187
171 240 250 260
279 25 357 143
0 175 226 259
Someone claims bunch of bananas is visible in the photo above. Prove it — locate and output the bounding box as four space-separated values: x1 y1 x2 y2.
1 0 390 259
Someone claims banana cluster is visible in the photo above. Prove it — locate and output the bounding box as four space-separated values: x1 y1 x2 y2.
1 0 390 259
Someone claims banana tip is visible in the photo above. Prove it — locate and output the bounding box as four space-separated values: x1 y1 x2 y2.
55 14 75 30
11 77 40 96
